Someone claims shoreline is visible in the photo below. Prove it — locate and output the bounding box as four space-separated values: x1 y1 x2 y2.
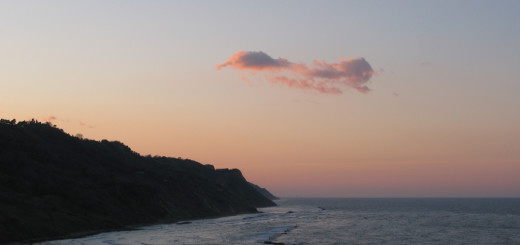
22 209 265 245
0 122 277 244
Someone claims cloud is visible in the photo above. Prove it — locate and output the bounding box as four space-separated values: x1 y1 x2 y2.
79 121 95 129
44 115 57 122
216 51 291 71
42 115 70 123
217 51 375 94
269 76 342 94
42 115 91 127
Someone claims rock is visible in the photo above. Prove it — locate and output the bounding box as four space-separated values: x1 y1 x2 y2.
176 221 192 225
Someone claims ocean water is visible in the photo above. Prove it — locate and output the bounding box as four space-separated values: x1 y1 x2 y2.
38 198 520 245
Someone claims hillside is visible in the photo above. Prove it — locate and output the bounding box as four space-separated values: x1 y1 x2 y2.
250 182 279 200
0 119 276 244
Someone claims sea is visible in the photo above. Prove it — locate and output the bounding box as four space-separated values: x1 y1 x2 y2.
38 198 520 245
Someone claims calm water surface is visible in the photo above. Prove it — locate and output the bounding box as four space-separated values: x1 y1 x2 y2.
39 198 520 245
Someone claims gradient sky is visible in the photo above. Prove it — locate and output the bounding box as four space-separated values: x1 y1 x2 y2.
1 1 519 197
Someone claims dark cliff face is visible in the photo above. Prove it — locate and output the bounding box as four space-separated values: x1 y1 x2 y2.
0 120 276 244
215 169 276 207
249 182 279 200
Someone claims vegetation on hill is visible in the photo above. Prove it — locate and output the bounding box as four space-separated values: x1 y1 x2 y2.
0 119 276 243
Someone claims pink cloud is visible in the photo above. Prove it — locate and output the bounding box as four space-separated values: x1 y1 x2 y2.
216 51 291 71
40 115 93 128
79 121 94 129
217 51 376 94
44 115 57 122
42 115 70 123
268 76 342 94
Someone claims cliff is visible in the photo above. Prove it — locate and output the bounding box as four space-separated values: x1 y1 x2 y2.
0 119 276 244
249 182 279 200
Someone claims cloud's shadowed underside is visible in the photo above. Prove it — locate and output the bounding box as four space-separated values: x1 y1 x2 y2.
217 51 375 94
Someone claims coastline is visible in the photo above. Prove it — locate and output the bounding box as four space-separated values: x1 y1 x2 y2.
23 209 264 245
0 121 276 244
25 198 520 245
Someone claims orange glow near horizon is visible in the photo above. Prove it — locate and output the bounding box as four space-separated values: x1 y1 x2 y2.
4 105 518 198
1 1 520 197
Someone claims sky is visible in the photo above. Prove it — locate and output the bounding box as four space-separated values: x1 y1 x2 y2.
1 0 519 197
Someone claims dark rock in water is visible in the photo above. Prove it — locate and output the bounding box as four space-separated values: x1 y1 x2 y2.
176 221 192 225
318 206 326 210
0 119 276 244
264 241 285 245
286 211 294 214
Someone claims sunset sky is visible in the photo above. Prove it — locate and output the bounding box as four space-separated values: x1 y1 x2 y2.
1 1 519 197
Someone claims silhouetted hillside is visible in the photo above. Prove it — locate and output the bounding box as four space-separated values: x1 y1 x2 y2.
0 119 276 244
250 182 279 200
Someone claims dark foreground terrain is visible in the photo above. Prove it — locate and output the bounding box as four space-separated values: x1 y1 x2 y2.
0 119 276 244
